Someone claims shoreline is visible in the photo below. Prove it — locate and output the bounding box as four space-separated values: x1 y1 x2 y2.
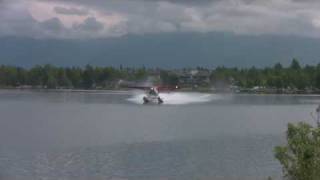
2 87 320 96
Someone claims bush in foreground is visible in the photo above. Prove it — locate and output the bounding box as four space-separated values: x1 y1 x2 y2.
274 122 320 180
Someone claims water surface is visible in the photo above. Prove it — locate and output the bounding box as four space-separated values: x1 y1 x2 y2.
0 90 318 179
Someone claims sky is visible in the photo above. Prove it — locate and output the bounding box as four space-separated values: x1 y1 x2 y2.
1 0 320 67
2 0 320 39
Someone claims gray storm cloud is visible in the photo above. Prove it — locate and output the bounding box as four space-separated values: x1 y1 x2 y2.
73 17 104 32
1 0 320 39
54 6 89 16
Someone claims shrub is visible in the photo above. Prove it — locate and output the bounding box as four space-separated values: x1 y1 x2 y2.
274 122 320 180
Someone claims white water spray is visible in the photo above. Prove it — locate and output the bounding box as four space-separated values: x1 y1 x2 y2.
127 92 219 105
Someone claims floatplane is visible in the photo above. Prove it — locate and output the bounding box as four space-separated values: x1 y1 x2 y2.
120 80 179 104
132 85 179 104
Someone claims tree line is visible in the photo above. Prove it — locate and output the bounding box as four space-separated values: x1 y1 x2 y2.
0 59 320 90
211 59 320 90
0 64 149 89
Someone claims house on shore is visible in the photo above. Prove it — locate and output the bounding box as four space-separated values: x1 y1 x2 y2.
175 69 211 87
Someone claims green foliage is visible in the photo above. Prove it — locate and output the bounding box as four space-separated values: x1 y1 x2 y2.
160 70 179 86
66 67 82 88
209 58 320 90
290 59 301 70
28 65 45 86
82 65 95 89
315 71 320 89
274 122 320 180
0 64 160 89
0 58 319 90
274 63 283 70
57 68 72 88
46 73 58 89
134 68 147 80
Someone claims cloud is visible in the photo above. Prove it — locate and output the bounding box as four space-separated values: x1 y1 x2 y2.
40 17 64 32
39 0 222 6
0 0 39 37
2 0 320 39
54 6 89 16
73 17 104 32
38 17 69 38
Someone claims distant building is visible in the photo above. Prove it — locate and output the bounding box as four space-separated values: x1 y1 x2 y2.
175 69 210 87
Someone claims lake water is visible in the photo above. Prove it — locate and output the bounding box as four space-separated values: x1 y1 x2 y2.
0 90 319 180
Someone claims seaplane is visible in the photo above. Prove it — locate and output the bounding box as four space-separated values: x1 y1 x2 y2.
120 81 179 104
143 87 164 104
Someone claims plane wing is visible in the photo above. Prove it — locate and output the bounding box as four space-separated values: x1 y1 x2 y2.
125 85 179 92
